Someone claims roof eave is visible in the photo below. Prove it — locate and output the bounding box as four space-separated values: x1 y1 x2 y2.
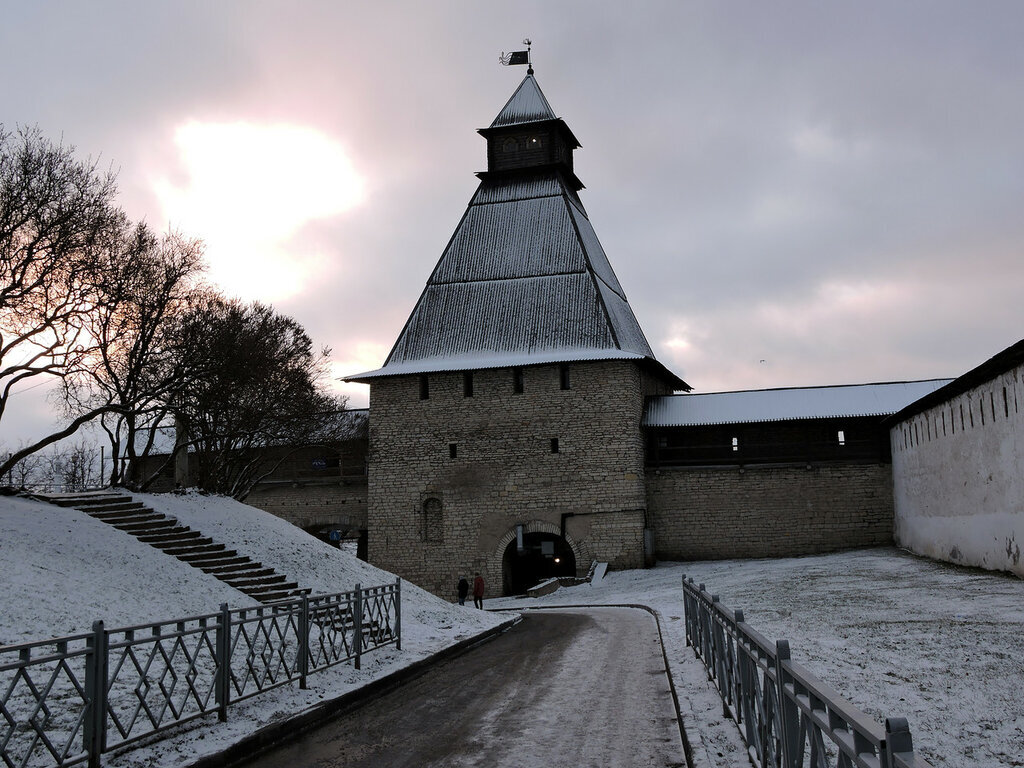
477 118 581 149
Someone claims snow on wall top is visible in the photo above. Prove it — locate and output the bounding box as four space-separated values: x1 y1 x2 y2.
644 379 954 427
489 73 557 128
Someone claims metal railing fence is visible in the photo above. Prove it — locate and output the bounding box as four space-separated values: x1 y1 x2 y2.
682 576 931 768
1 579 401 768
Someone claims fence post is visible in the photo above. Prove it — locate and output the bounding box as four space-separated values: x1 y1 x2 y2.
884 717 914 768
775 639 800 768
298 595 309 689
353 584 363 670
215 603 230 722
83 620 107 768
394 577 402 651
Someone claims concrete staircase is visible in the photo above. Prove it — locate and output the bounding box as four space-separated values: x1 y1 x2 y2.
38 492 308 604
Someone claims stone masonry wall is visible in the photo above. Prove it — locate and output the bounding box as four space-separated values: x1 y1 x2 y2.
647 463 894 560
368 361 653 598
246 480 367 532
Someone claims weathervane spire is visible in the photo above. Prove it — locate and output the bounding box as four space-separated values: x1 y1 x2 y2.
499 38 534 74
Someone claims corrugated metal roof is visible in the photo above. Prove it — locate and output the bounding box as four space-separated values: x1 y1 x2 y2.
386 274 616 362
470 175 563 205
432 196 586 283
644 380 954 426
346 74 685 389
490 74 556 128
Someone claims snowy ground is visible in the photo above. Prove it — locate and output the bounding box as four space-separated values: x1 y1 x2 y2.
0 492 504 768
4 493 1022 768
491 549 1024 768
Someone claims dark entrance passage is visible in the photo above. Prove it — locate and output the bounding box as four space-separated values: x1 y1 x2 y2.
502 531 576 595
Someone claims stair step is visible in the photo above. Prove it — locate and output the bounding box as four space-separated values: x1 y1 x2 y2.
254 590 299 603
162 540 220 556
86 502 147 515
53 495 132 508
178 549 238 564
113 519 177 533
220 567 275 582
91 511 163 525
139 528 203 544
200 558 255 573
225 573 288 588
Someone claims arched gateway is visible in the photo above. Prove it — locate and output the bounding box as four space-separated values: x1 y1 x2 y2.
493 520 593 596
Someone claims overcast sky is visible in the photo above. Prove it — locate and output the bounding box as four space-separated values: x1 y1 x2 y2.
2 1 1023 445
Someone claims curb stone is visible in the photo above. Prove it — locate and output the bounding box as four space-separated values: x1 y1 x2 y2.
178 616 520 768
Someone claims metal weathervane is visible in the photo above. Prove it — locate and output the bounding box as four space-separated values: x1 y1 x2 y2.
499 38 533 74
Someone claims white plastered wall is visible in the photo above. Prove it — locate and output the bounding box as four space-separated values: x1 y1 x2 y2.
890 363 1024 577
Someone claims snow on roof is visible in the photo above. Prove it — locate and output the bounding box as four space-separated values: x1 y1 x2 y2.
349 171 680 382
644 379 954 427
489 73 557 128
347 347 646 380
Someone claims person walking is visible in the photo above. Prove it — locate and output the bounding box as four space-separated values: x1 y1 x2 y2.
472 572 485 609
457 575 469 606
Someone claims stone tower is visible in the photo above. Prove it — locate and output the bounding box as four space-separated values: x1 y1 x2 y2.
347 72 687 597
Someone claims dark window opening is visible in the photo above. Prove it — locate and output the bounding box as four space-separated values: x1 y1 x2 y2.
1004 386 1009 418
559 364 571 390
419 374 429 400
550 438 560 454
463 371 474 398
449 443 457 459
513 367 524 394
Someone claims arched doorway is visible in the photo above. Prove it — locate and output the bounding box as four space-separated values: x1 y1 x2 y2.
502 531 577 595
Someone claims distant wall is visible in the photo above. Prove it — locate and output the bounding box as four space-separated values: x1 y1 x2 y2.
891 363 1023 577
246 480 367 532
647 463 894 560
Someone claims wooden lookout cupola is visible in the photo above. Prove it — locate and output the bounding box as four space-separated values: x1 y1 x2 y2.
477 73 583 190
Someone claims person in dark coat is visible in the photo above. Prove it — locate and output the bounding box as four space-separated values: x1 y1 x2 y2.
457 576 469 606
472 572 485 609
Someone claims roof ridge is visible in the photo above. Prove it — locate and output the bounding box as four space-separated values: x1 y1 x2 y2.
489 74 557 128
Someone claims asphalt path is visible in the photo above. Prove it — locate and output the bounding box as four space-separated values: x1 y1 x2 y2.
239 607 687 768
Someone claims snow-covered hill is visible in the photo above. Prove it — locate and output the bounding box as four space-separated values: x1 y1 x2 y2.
0 491 505 768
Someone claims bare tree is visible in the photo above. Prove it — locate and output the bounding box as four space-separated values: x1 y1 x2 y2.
168 296 352 499
1 441 44 488
0 126 123 476
66 223 204 485
43 439 101 492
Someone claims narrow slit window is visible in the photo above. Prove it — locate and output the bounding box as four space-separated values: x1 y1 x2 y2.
559 364 571 391
837 430 846 446
419 374 429 400
463 371 474 398
513 367 524 394
550 438 560 454
449 443 457 459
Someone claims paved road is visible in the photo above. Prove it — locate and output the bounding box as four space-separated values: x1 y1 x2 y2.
241 607 687 768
